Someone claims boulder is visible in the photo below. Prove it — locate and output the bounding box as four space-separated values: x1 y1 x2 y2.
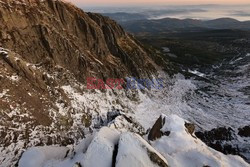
116 132 168 167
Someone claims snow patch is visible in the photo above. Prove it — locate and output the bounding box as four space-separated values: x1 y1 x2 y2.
188 69 206 77
0 89 9 98
7 75 19 82
18 146 69 167
0 47 8 55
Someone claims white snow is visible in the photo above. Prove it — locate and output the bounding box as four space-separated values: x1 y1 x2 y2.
116 132 168 167
0 47 8 55
134 74 197 129
81 127 120 167
0 89 9 98
8 75 19 82
168 53 177 58
18 146 69 167
162 47 170 53
230 57 244 64
188 69 206 77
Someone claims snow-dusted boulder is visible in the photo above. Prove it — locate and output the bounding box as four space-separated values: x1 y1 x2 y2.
116 132 168 167
150 114 249 167
81 127 120 167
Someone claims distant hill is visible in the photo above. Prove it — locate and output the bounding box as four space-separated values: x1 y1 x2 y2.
102 13 250 34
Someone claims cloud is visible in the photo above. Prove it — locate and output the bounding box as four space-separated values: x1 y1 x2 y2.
232 11 250 17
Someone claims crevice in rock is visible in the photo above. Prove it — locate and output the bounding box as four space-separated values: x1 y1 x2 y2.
112 144 119 167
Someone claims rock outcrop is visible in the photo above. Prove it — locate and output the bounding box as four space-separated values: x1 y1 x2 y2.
18 115 249 167
195 127 249 161
18 127 169 167
148 115 166 141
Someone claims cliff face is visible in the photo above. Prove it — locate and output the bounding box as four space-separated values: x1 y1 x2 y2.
0 0 157 166
0 0 155 82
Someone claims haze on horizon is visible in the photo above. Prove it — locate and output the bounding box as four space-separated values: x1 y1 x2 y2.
67 0 250 6
64 0 250 21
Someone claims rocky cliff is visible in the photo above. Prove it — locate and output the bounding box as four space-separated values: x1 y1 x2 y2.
0 0 157 166
0 0 155 81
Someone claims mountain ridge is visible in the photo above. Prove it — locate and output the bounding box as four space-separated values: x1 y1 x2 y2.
100 13 250 34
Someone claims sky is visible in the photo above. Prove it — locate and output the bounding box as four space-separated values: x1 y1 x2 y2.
66 0 250 6
64 0 250 21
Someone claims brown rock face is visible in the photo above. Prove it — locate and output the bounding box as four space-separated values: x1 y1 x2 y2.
0 0 155 82
148 115 165 141
185 122 195 135
0 0 156 130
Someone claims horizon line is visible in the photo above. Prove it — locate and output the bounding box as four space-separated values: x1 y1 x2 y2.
79 3 250 8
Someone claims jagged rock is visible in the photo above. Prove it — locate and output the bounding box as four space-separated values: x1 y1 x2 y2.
73 162 82 167
238 125 250 137
148 115 165 141
1 51 47 90
107 110 121 123
147 150 168 167
195 127 234 142
185 122 195 135
108 114 145 135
